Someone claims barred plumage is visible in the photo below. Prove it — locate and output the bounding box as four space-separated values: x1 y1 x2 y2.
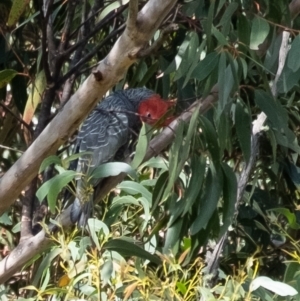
71 88 170 225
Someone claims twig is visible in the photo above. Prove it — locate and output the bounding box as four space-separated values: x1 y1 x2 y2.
58 0 77 53
0 144 23 153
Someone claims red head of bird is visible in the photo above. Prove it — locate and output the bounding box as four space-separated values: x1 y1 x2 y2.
138 94 175 127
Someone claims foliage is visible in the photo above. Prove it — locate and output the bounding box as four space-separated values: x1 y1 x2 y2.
2 0 300 300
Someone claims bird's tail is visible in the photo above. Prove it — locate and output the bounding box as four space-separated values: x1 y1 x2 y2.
71 196 93 227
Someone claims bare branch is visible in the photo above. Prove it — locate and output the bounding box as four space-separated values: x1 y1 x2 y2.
0 144 23 153
58 0 78 53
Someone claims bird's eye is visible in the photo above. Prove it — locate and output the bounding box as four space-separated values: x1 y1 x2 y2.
147 113 151 118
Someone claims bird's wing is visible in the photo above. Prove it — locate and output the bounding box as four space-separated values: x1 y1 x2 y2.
76 109 129 175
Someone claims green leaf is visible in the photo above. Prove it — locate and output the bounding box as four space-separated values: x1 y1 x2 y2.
36 170 77 213
117 181 152 203
110 195 140 210
62 151 93 169
182 155 206 215
0 212 12 225
238 14 251 52
48 171 77 213
101 260 113 285
39 155 62 173
91 162 137 180
190 165 223 235
139 61 159 87
284 262 300 283
32 248 62 288
7 0 30 27
235 100 252 163
140 157 169 170
255 90 288 132
238 57 248 80
203 0 215 44
162 219 183 254
131 123 150 169
200 116 221 167
264 32 283 71
285 160 300 189
217 107 232 155
103 238 161 265
250 16 270 50
219 2 238 24
191 52 219 81
152 171 169 213
23 70 46 124
178 105 200 166
174 32 199 81
250 276 298 297
287 35 300 72
212 26 228 46
98 1 122 21
12 222 21 233
163 121 184 199
218 53 234 112
88 218 110 249
129 60 148 87
183 39 206 88
277 64 300 94
0 69 18 88
271 208 300 230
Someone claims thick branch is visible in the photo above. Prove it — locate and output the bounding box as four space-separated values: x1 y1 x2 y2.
0 231 52 283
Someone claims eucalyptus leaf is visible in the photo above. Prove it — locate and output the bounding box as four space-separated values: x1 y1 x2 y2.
103 238 161 265
0 69 18 88
190 165 223 235
235 101 252 163
91 162 137 180
250 16 270 50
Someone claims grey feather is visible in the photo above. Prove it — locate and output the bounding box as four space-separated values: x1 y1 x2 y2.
70 88 155 225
